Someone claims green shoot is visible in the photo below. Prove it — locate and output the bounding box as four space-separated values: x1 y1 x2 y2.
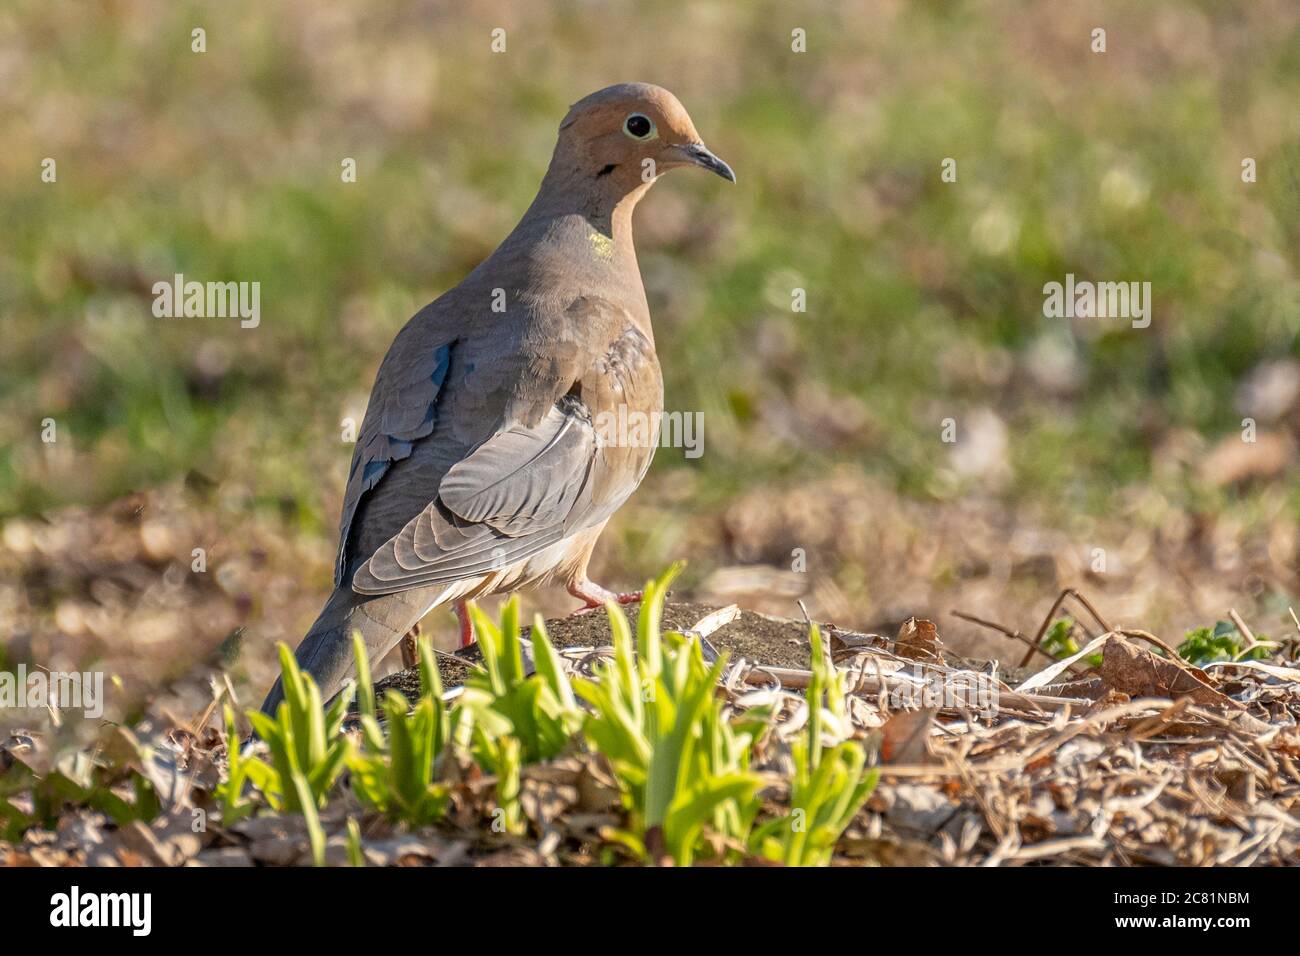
346 634 450 828
750 623 877 866
214 704 266 826
576 565 761 865
462 598 582 764
1041 617 1102 668
1178 620 1274 666
243 644 354 815
461 597 582 835
346 817 365 867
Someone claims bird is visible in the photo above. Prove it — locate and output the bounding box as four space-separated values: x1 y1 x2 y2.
261 83 735 714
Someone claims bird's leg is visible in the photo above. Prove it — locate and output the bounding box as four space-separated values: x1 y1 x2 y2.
400 621 421 669
456 600 476 648
567 579 644 611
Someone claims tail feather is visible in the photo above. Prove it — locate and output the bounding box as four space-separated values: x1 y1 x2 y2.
260 585 441 715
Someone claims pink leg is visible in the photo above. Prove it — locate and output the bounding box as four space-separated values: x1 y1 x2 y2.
567 579 644 611
456 600 475 648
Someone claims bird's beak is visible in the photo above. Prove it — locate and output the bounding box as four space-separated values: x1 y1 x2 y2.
675 142 736 183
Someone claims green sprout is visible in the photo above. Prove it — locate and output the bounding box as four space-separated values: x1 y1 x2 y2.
346 632 450 828
1041 617 1102 668
750 622 877 866
1177 621 1273 666
576 565 762 865
241 644 355 865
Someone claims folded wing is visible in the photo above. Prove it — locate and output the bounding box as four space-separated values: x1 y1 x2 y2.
348 297 661 596
352 397 599 592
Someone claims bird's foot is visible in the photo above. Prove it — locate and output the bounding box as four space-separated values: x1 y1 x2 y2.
567 580 643 611
456 600 476 648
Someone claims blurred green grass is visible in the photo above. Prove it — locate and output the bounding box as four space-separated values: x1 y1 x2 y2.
2 0 1298 534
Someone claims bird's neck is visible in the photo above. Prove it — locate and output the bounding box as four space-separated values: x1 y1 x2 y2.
468 146 656 338
520 152 652 264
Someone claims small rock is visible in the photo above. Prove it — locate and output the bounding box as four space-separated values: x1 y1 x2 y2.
876 784 959 835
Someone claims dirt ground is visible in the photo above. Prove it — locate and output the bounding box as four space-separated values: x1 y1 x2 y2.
2 471 1297 742
374 600 819 699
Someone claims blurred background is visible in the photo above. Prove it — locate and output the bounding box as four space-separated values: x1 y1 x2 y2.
1 0 1298 726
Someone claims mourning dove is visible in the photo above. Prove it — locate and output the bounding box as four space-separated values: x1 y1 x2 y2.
261 83 734 713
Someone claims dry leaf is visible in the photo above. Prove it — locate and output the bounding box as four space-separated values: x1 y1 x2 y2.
1099 636 1239 710
879 708 939 765
894 617 944 663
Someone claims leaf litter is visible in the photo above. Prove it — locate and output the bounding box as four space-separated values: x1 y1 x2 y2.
3 586 1299 866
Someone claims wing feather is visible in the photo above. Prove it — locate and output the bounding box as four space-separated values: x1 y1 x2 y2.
345 297 661 596
334 341 453 585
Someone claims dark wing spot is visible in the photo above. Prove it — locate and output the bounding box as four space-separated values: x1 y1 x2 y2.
558 391 591 424
596 164 617 177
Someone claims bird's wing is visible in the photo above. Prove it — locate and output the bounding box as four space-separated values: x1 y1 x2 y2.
333 317 454 587
349 296 662 595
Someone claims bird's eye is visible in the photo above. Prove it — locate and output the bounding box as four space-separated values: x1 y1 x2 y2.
623 113 655 140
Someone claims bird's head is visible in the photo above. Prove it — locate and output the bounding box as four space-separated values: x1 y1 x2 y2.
556 83 735 193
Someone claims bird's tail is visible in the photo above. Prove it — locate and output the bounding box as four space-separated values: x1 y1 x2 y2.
259 586 438 715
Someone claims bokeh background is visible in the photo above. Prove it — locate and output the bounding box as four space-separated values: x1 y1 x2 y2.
2 0 1298 725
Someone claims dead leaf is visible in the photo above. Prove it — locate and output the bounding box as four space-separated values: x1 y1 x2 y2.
1099 636 1240 710
363 834 457 866
1039 677 1106 700
895 617 944 663
519 779 577 829
879 709 939 765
